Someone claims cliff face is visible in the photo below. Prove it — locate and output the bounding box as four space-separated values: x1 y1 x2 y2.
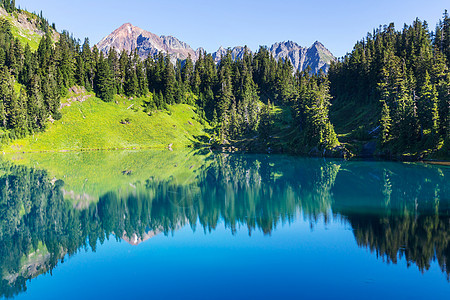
97 23 336 73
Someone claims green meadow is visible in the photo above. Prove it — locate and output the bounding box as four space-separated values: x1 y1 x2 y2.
2 91 211 153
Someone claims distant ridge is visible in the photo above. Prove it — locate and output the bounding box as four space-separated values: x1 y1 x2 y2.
97 23 336 73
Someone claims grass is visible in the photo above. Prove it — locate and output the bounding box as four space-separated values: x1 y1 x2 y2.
2 91 210 153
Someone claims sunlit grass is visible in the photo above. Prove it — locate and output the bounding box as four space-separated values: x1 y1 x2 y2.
2 93 210 153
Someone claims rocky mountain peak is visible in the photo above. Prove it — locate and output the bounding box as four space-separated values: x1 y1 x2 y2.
97 23 197 62
312 40 324 47
268 40 336 73
118 22 132 30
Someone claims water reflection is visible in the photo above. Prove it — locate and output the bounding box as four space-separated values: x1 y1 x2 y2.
0 152 449 297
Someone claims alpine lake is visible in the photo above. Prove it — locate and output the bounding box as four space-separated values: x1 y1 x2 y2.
0 149 449 299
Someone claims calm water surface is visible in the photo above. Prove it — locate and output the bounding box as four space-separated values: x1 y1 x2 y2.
0 150 449 299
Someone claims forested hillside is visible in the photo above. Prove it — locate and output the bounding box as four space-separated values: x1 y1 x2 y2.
329 13 450 159
0 0 448 159
0 1 339 155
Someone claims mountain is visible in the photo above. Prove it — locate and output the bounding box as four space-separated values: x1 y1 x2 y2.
96 23 197 61
96 23 336 73
270 40 335 73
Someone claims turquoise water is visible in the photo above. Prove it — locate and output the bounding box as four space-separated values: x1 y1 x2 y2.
0 151 449 299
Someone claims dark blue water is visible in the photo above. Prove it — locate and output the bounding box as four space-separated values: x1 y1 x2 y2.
0 152 449 299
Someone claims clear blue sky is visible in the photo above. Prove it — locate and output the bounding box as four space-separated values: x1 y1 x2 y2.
16 0 449 57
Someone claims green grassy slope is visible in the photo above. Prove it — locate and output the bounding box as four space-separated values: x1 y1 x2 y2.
2 90 210 153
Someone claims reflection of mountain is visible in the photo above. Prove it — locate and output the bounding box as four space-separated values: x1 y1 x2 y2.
121 231 160 246
120 222 184 246
0 153 449 297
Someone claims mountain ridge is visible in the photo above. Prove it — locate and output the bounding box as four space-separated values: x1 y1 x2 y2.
96 23 336 73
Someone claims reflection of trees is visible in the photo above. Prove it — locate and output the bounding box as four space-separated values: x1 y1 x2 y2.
0 164 75 298
347 214 450 279
333 161 450 279
0 156 449 297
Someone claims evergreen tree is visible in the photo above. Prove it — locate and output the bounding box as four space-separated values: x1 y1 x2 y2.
182 54 194 85
124 55 138 97
95 52 115 102
380 100 391 146
27 74 46 131
42 66 61 119
418 71 439 135
163 56 176 104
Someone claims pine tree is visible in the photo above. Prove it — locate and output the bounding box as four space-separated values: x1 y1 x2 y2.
81 38 94 91
182 54 194 85
163 56 176 104
124 56 138 97
10 89 28 137
95 52 115 102
107 48 120 93
217 56 234 117
380 100 391 145
42 66 61 119
418 71 439 135
258 103 272 142
0 67 10 128
27 74 46 131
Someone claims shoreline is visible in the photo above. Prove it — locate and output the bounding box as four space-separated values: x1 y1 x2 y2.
2 143 449 165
